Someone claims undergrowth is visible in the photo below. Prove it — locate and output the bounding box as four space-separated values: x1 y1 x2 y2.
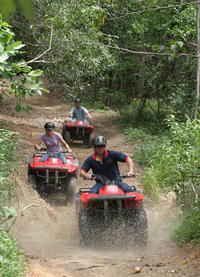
173 210 200 244
0 230 25 277
119 99 200 244
0 128 25 277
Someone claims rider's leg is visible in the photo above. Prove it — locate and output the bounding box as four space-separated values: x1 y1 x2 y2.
72 118 77 123
89 182 104 194
58 153 68 164
40 153 50 162
84 119 89 125
118 181 134 192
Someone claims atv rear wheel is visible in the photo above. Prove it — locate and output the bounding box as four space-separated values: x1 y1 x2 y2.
66 176 76 203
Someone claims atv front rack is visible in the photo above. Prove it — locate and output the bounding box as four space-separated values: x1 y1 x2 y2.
36 166 69 170
89 194 136 201
36 166 69 184
89 195 136 221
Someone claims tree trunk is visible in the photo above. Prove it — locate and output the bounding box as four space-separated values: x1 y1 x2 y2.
134 57 145 123
135 96 146 123
194 3 200 119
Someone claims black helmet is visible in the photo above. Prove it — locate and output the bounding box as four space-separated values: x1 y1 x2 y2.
44 122 55 130
93 136 107 147
75 98 81 104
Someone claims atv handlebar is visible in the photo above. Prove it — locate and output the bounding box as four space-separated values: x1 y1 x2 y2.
83 174 136 184
35 148 74 154
90 174 136 180
120 174 136 178
34 148 77 159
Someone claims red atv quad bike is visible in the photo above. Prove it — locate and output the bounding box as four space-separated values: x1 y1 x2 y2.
62 120 94 147
28 148 78 203
75 174 148 248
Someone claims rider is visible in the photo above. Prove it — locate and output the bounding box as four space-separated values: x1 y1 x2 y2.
35 122 72 163
69 98 91 125
80 135 135 194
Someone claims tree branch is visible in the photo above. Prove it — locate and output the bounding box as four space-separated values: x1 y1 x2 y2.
109 46 198 57
0 203 35 225
78 265 104 271
26 25 53 65
110 1 200 20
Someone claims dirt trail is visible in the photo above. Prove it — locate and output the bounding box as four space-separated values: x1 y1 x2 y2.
0 91 200 277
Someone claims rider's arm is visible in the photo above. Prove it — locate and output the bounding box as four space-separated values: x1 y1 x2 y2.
80 156 93 178
82 106 91 119
35 138 43 150
69 107 74 118
111 150 134 177
126 156 134 176
80 169 92 179
87 111 91 119
60 138 72 153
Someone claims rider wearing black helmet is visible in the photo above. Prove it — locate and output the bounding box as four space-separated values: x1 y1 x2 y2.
75 98 81 104
35 122 72 163
92 135 107 147
80 135 134 194
44 122 55 130
69 98 91 125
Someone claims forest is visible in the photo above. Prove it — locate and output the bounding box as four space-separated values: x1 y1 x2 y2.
1 1 200 276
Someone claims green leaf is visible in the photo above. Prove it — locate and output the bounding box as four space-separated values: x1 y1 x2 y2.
15 103 21 112
170 44 177 52
4 206 16 218
177 41 184 48
37 90 42 95
10 83 15 90
0 53 9 62
0 42 4 52
41 87 49 93
0 32 13 44
28 69 42 77
12 41 25 50
168 54 175 61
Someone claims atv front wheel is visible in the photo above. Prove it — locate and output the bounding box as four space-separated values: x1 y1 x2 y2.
62 127 70 144
78 211 93 247
133 208 148 247
66 176 77 203
28 164 37 190
28 175 37 190
88 133 94 148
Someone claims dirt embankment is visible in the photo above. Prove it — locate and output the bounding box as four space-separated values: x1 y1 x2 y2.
0 91 200 277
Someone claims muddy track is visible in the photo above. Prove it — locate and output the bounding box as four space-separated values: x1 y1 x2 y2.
0 91 200 277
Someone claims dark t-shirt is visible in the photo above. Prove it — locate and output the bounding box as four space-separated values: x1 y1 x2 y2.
81 149 128 181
